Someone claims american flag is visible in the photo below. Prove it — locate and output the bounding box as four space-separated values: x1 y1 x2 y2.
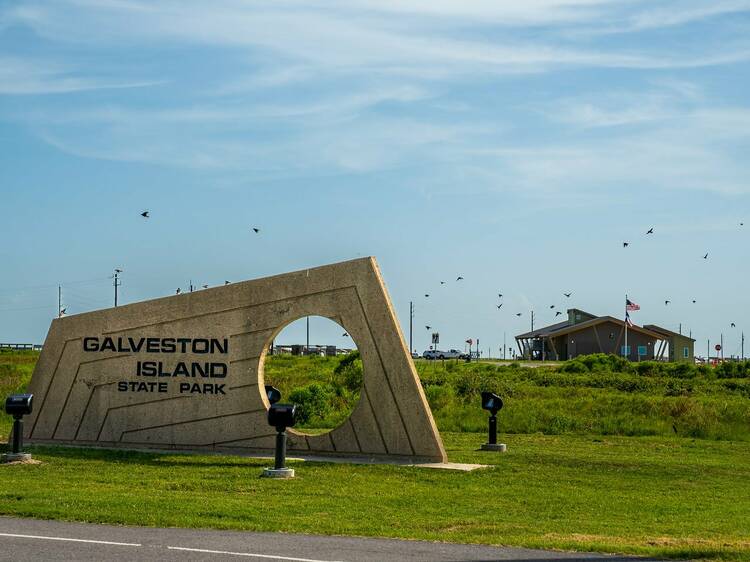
625 311 634 327
626 298 640 311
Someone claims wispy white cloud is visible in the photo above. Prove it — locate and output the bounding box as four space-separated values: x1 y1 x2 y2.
0 56 162 94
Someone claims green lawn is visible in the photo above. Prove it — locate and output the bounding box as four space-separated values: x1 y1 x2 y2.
1 433 748 560
2 350 750 560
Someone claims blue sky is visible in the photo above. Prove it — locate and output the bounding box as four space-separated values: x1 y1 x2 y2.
1 1 749 357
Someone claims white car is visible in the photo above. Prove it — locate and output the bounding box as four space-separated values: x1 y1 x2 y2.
423 349 464 360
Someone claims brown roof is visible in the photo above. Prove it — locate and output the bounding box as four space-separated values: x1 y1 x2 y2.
517 314 664 340
643 324 696 341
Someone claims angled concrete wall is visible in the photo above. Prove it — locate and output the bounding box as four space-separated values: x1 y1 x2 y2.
23 258 447 463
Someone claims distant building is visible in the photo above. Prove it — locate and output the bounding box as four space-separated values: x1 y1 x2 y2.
643 325 695 363
515 308 694 362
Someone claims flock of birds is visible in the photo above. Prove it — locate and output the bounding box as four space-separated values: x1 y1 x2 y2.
138 210 744 336
417 223 745 336
141 210 260 293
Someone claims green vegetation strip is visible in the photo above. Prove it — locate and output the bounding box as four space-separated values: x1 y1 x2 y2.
2 350 750 559
0 434 748 560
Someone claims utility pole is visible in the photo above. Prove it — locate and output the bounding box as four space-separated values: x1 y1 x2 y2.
503 332 506 360
189 280 193 293
707 339 710 363
531 310 535 331
113 269 122 307
721 333 724 361
742 332 745 360
409 301 414 355
306 316 310 355
679 323 682 335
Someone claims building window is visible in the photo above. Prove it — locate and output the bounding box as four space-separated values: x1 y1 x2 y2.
621 345 631 356
683 346 689 358
638 345 647 356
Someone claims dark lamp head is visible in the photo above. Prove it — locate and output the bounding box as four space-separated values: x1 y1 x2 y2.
5 394 33 418
265 385 281 405
481 391 503 415
268 403 297 431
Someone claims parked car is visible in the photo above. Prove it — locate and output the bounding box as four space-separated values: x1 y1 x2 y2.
423 349 464 360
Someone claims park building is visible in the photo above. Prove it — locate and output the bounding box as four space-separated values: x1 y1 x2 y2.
515 308 695 363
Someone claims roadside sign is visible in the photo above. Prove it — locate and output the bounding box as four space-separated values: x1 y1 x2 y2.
715 344 722 351
432 332 439 345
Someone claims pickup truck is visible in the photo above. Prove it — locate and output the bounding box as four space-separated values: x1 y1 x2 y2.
423 349 465 360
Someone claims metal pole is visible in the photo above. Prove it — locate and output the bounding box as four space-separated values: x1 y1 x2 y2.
409 301 413 355
503 332 506 360
721 333 724 361
488 415 497 445
274 430 287 470
114 270 119 307
58 285 62 318
12 417 23 454
306 316 310 354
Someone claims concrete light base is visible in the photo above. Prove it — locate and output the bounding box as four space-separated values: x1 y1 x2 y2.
480 443 507 453
1 452 33 463
261 467 295 479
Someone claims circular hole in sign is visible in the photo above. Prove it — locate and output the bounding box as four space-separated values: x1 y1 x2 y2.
261 316 362 436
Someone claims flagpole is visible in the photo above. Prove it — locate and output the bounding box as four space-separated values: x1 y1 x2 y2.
624 294 628 360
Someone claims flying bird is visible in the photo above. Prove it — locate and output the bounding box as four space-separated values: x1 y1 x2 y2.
555 311 562 317
703 253 708 259
140 211 149 218
692 299 696 303
456 276 464 281
59 308 67 316
176 288 181 295
342 332 349 337
252 227 260 233
646 228 653 234
497 304 503 309
424 294 430 298
564 292 572 298
549 305 555 309
224 280 230 285
425 325 431 330
731 323 736 328
516 313 522 317
440 281 446 285
664 300 670 305
202 284 208 289
623 242 629 248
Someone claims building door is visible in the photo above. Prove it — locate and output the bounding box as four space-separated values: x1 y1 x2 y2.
567 341 576 359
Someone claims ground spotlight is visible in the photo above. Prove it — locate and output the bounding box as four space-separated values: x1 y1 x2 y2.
262 401 297 478
3 394 33 462
480 391 507 453
265 385 281 405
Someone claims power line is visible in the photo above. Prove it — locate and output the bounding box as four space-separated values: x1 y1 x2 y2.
0 276 111 294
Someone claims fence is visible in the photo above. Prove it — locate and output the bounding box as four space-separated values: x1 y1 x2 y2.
0 343 43 351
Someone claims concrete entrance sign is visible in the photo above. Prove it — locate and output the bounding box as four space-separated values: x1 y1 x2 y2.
23 258 447 463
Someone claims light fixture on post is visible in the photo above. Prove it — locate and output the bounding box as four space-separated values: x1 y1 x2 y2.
3 394 34 463
480 391 507 452
262 390 297 478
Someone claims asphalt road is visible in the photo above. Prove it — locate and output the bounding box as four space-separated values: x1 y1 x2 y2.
0 517 656 562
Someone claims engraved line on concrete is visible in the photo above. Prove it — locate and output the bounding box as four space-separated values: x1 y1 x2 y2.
52 354 131 441
362 388 389 454
210 432 278 446
353 287 415 456
95 394 193 442
100 286 358 334
119 409 267 440
74 381 118 441
348 417 363 453
31 338 75 436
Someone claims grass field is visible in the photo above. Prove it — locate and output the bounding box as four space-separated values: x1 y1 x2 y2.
2 350 750 560
1 434 748 560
